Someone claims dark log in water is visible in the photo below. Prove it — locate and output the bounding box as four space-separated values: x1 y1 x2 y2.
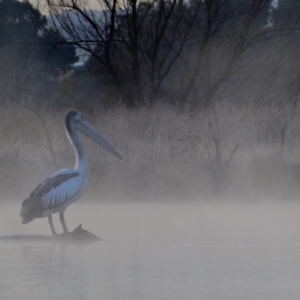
60 224 101 243
0 225 101 243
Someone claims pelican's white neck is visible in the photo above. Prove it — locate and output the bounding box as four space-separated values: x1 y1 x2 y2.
65 114 89 172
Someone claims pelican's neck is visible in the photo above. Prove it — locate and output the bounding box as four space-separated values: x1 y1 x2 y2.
65 119 89 171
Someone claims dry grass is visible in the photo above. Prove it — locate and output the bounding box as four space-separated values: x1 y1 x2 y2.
2 103 300 202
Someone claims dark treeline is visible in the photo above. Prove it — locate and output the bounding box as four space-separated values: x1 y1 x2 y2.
0 0 300 111
0 0 77 111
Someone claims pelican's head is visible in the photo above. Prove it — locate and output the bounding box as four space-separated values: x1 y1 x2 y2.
65 110 122 159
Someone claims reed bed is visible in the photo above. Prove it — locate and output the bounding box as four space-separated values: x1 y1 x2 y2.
2 103 300 202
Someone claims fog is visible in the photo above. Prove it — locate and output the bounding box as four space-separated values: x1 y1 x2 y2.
1 200 300 299
1 0 300 298
1 104 300 298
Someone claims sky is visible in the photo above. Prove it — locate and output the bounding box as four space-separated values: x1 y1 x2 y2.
29 0 100 11
30 0 280 11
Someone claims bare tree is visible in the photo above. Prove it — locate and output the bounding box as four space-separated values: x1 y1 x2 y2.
168 0 275 109
46 0 200 107
46 0 299 110
205 109 239 193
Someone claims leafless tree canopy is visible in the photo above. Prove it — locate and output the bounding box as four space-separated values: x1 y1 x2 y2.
46 0 290 108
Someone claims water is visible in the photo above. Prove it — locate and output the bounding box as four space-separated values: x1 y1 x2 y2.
0 200 300 299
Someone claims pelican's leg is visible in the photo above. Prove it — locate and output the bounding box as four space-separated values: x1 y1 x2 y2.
59 213 69 234
48 215 57 236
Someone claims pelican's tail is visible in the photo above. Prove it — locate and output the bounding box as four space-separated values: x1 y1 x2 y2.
20 197 43 224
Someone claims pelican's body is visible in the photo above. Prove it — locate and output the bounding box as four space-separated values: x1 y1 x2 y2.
20 110 121 235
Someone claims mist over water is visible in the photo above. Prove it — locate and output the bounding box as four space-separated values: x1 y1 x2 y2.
1 199 300 299
2 0 300 297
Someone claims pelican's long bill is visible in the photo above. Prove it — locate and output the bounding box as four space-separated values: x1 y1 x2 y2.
76 120 122 159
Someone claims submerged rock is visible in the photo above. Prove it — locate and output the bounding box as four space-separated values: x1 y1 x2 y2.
0 224 101 243
55 224 100 243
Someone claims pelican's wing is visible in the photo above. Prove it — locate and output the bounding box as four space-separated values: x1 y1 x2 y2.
21 169 83 224
30 170 79 198
29 169 82 209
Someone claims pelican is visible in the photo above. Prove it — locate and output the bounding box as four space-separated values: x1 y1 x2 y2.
20 109 121 235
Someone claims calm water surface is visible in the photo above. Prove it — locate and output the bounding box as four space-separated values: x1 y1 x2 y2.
0 201 300 299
